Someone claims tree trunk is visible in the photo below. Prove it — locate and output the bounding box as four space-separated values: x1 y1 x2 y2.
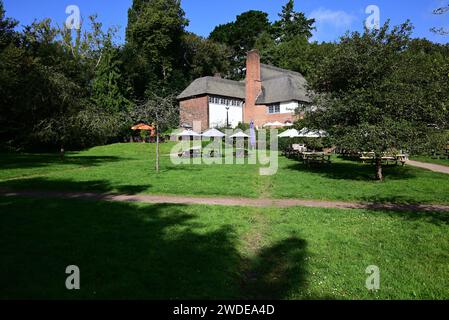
375 157 383 181
155 125 160 173
60 144 65 161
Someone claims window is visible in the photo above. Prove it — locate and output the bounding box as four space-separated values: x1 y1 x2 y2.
209 96 242 107
267 104 280 114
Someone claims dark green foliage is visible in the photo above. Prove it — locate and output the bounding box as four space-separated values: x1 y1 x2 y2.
0 0 234 152
210 10 271 78
304 21 449 180
0 12 127 151
0 0 17 49
182 33 231 80
210 1 318 78
272 0 315 41
125 0 189 97
92 46 132 114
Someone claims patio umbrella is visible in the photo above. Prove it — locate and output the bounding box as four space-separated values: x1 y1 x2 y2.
177 129 201 138
263 121 285 128
181 123 193 129
278 129 300 138
131 123 155 137
297 128 328 138
201 128 225 138
229 131 249 139
132 123 154 131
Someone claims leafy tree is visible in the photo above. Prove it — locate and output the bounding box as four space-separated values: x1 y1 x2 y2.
0 11 127 152
131 94 179 172
304 21 449 180
0 0 17 49
208 23 234 45
254 1 317 76
125 0 189 96
210 10 271 78
272 0 315 41
256 37 331 79
182 33 231 80
92 45 132 114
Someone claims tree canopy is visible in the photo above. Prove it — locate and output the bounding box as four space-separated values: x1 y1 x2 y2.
209 0 317 78
210 10 271 78
303 21 449 180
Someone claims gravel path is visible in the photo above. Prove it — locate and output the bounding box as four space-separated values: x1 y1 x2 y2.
407 160 449 175
1 189 449 212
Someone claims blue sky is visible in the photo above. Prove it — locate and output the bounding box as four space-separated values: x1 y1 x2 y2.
3 0 449 44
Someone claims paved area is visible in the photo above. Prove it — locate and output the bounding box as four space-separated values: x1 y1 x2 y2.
407 160 449 175
1 189 449 212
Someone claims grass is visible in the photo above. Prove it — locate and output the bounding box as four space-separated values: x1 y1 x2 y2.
270 156 449 204
1 143 448 299
1 196 448 300
1 142 449 204
411 155 449 167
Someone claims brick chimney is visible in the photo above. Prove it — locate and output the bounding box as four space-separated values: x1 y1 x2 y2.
244 50 262 124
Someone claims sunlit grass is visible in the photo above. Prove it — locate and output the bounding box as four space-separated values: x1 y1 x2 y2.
1 143 449 204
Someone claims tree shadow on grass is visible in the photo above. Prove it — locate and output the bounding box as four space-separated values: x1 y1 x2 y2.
284 161 416 181
0 177 150 195
379 209 449 226
359 195 449 226
0 196 321 300
240 237 308 300
0 153 128 170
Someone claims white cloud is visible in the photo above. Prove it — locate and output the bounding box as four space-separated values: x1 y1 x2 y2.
309 7 356 28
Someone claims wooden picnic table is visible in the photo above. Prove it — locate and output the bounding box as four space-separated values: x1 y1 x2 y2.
300 152 332 166
359 152 408 166
283 144 306 158
178 146 202 158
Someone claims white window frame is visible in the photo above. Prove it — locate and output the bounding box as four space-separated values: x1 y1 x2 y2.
267 104 281 114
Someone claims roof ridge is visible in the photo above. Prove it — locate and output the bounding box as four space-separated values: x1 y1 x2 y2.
203 76 245 86
260 63 305 78
262 74 297 82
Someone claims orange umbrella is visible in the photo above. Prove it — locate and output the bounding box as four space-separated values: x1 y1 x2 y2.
132 123 154 130
131 123 155 137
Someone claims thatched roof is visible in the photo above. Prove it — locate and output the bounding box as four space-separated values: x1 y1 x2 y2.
177 64 311 104
177 77 245 100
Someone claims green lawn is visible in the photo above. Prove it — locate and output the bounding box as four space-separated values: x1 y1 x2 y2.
411 155 449 167
1 143 449 204
1 196 448 299
1 143 448 299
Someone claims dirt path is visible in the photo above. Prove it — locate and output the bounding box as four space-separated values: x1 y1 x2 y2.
1 188 449 212
407 160 449 175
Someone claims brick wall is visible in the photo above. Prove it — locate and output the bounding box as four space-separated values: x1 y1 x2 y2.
250 107 300 128
244 50 262 124
179 95 209 132
243 50 297 128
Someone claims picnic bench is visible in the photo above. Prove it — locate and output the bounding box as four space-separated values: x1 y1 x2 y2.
360 152 408 166
178 146 202 158
283 144 306 158
300 152 332 166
